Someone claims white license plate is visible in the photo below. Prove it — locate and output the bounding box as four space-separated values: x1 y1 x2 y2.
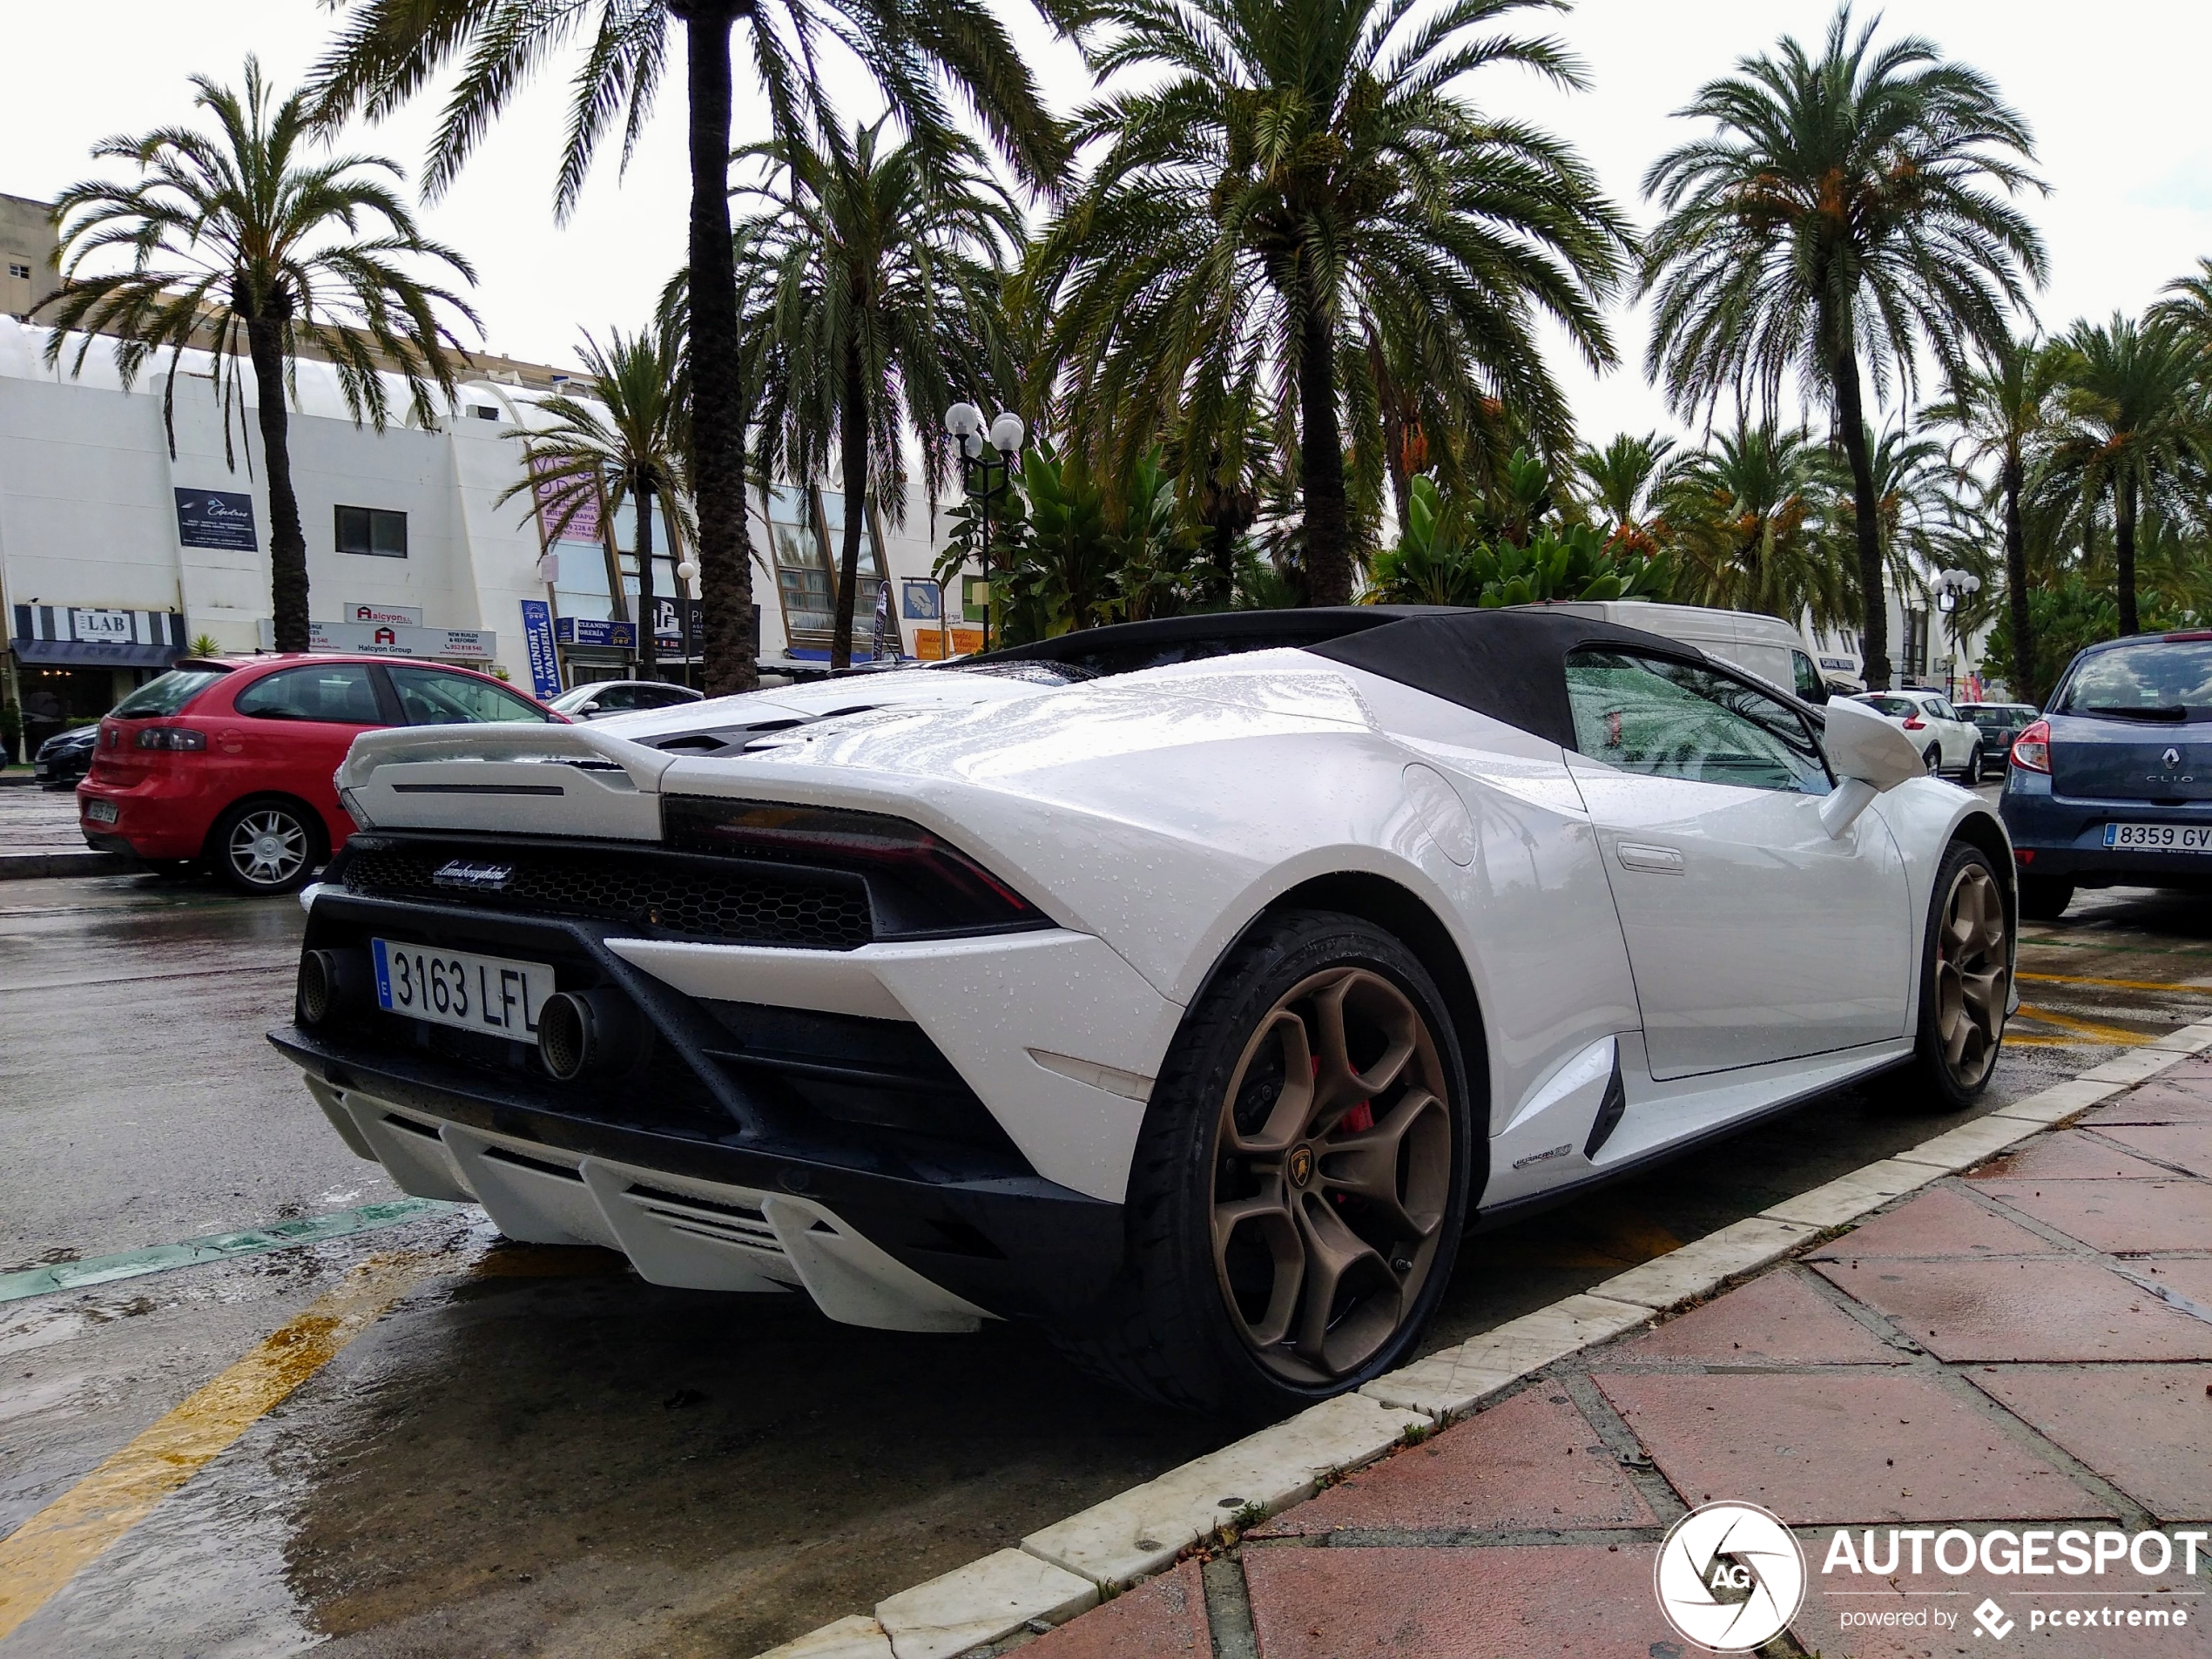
84 798 118 824
2103 821 2212 852
372 938 553 1035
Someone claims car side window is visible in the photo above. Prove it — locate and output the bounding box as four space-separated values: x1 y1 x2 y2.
1566 649 1831 795
388 665 551 726
1930 698 1959 721
1791 651 1824 701
591 685 637 711
233 664 381 724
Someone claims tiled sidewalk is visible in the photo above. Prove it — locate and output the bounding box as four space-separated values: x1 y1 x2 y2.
1027 1064 2212 1658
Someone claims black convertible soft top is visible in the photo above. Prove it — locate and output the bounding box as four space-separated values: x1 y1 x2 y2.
962 605 1716 750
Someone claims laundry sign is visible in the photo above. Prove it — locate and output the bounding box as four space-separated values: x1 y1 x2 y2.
173 489 258 551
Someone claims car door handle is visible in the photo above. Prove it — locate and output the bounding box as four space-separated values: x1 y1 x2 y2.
1615 841 1684 875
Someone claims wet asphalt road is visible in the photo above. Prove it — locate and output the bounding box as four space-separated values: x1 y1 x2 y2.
7 809 2212 1658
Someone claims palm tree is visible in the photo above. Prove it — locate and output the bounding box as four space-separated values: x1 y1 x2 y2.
310 0 1066 694
1658 421 1853 631
1573 431 1676 537
1040 0 1631 607
506 319 691 679
2042 314 2211 637
736 120 1018 669
1922 332 2059 700
1641 4 2045 689
39 59 477 652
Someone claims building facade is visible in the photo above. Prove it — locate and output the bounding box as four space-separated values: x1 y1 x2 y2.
0 315 965 757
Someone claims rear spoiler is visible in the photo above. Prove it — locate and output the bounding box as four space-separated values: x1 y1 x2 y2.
337 721 675 840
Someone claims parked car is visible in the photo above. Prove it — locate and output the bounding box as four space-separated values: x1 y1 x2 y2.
2000 631 2212 920
276 606 2012 1417
546 679 705 719
1532 600 1831 703
33 724 98 789
1956 702 2039 762
77 655 559 895
1851 691 1987 781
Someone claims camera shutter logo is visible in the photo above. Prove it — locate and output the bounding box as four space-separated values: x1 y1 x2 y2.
1653 1501 1805 1652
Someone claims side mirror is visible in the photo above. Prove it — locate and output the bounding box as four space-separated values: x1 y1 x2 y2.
1817 697 1927 838
578 700 603 716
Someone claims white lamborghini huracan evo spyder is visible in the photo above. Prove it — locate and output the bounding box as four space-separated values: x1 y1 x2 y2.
277 607 2013 1415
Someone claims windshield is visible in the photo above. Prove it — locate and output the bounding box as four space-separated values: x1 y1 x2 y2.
2057 641 2212 722
1962 705 2030 732
110 667 229 718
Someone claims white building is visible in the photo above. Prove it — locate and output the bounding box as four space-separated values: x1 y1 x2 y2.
0 316 973 756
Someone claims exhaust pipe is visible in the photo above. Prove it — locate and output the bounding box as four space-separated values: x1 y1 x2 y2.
296 948 371 1026
537 989 649 1081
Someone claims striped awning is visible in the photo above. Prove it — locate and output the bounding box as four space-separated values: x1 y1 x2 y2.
11 605 186 668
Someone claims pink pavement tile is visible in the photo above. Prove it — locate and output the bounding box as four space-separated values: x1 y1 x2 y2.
1966 1131 2175 1182
2141 1258 2212 1309
2084 1082 2212 1125
1977 1178 2212 1254
1241 1542 1670 1657
1973 1364 2212 1522
1594 1370 2113 1524
1801 1569 2212 1657
2098 1122 2212 1179
1811 1186 2060 1261
1618 1269 1904 1365
1026 1559 1211 1659
1253 1387 1653 1537
1812 1258 2212 1363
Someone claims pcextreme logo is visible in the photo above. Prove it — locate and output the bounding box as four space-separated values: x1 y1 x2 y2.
1654 1501 1806 1652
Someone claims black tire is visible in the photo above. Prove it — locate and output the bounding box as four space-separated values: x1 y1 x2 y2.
1049 910 1474 1419
1909 842 2010 1112
1963 744 1986 785
1922 745 1942 776
210 798 323 895
2018 875 2074 921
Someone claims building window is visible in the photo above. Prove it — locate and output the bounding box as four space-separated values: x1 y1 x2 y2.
470 405 499 421
7 263 29 280
1901 608 1930 681
334 504 408 558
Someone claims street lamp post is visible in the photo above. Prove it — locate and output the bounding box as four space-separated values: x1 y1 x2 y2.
1931 568 1983 700
675 557 700 691
943 402 1024 654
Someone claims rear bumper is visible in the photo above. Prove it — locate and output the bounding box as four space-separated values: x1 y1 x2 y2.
273 1025 1124 1330
74 772 218 859
2000 773 2212 885
271 889 1142 1327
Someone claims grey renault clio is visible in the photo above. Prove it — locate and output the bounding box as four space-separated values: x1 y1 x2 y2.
2000 631 2212 918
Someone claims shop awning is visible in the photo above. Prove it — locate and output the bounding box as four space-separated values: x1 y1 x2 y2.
11 637 183 667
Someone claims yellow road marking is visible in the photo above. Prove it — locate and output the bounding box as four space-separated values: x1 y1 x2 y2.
2016 970 2212 996
2002 1034 2087 1049
2013 1003 2153 1047
0 1251 436 1642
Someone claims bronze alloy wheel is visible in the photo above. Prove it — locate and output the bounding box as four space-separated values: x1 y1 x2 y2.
1210 967 1453 1385
1933 860 2008 1088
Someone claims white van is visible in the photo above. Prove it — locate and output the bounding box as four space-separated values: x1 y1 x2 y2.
1522 601 1831 704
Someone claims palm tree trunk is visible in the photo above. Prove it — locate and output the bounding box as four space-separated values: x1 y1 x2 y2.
1298 294 1352 606
246 316 309 653
2115 475 2139 637
2001 451 2037 701
635 476 659 678
1832 347 1891 690
676 3 757 696
831 338 867 671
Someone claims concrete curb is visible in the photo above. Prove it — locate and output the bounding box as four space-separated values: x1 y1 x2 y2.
752 1016 2212 1659
0 851 134 880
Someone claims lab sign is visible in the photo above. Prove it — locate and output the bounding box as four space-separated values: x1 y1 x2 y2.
70 609 132 641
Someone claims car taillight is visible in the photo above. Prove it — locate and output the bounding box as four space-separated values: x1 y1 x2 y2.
135 727 207 751
2012 719 2052 774
661 795 1045 934
1900 717 1925 730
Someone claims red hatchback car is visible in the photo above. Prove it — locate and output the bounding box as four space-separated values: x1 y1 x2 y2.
77 654 562 894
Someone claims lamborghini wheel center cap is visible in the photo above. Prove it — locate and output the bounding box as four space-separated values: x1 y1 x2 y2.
1287 1143 1316 1189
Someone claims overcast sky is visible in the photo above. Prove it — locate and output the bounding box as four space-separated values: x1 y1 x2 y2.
7 0 2208 451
